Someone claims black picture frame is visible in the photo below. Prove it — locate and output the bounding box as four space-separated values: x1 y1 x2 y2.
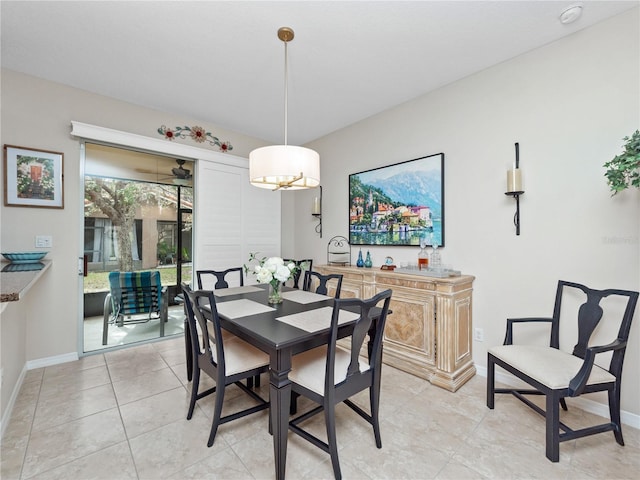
349 153 444 247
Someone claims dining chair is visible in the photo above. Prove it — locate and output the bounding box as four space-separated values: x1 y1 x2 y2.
183 285 270 447
288 289 393 480
283 258 313 289
303 270 343 298
196 267 244 290
487 280 638 462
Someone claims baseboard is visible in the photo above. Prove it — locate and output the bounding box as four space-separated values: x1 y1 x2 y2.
26 351 79 370
1 352 79 440
476 365 640 430
0 364 27 439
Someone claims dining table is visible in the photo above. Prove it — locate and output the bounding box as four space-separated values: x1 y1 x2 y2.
206 283 368 480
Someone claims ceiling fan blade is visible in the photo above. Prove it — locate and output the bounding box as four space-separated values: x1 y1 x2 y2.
135 167 155 174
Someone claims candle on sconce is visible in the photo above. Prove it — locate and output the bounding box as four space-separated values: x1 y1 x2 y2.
312 196 321 215
507 168 522 193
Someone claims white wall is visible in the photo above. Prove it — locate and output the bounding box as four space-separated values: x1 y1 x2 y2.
0 70 270 423
286 9 640 418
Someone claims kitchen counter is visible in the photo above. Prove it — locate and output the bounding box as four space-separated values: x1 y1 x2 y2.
1 260 52 302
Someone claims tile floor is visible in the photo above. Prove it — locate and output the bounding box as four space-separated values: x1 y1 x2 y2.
83 306 186 353
2 337 638 479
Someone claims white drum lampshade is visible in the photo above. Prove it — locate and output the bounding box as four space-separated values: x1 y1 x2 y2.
250 145 320 190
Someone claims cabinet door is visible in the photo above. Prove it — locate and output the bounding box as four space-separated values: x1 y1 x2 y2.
381 286 437 369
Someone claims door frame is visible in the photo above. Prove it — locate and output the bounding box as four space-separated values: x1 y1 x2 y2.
73 121 249 355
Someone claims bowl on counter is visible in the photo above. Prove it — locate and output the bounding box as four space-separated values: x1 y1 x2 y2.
2 262 46 272
1 252 48 264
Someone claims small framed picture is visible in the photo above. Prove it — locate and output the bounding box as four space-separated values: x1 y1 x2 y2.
3 145 64 208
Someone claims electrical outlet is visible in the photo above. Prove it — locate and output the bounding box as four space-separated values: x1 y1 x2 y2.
35 235 53 248
474 327 484 342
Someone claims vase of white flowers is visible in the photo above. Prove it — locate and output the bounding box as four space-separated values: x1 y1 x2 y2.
244 253 297 304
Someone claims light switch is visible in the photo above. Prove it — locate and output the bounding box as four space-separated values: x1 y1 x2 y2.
35 235 53 248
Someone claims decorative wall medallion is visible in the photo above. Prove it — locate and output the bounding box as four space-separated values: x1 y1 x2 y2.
157 125 233 152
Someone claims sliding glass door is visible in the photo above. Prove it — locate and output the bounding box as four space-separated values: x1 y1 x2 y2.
82 143 193 352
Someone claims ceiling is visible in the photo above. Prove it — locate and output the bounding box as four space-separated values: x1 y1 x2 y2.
2 1 637 146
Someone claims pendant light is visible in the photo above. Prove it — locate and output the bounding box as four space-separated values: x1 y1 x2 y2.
249 27 320 190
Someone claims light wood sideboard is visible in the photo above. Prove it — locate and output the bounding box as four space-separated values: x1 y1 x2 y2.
316 265 475 392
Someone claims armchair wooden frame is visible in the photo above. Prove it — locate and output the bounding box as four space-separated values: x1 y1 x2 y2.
487 280 638 462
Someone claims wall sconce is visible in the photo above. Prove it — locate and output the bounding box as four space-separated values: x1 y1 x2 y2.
505 142 524 235
312 185 322 237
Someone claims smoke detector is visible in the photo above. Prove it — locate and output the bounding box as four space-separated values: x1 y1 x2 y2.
559 4 583 24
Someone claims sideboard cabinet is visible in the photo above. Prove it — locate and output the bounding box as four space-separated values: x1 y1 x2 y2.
316 265 475 392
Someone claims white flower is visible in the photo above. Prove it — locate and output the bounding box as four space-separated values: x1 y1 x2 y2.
274 264 292 282
245 253 297 285
256 268 273 284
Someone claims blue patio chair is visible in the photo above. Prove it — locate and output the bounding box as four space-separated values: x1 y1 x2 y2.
102 270 168 345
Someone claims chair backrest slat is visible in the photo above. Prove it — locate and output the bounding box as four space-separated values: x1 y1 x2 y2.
326 289 392 391
556 281 638 373
197 268 244 290
183 284 225 372
303 271 343 298
283 259 313 289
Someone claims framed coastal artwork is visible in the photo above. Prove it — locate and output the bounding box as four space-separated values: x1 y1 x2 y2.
349 152 444 247
3 145 64 208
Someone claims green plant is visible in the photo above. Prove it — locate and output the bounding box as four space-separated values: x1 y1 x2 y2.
604 130 640 195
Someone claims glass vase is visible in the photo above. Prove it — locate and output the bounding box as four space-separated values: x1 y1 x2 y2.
268 282 283 304
364 251 373 268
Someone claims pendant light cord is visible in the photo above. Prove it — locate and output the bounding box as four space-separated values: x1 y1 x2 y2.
283 39 288 146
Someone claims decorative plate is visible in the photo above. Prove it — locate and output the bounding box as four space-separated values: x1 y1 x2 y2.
1 252 48 264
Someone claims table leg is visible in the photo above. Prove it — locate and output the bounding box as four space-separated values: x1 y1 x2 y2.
270 349 292 480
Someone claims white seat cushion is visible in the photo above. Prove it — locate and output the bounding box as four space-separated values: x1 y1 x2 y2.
489 345 615 389
210 335 269 376
290 346 370 395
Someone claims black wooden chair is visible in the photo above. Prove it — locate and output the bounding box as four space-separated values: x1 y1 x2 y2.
283 258 313 289
288 289 393 480
183 285 270 447
196 267 244 290
303 270 343 299
487 280 638 462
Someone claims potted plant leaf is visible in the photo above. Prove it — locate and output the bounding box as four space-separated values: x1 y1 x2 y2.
604 130 640 195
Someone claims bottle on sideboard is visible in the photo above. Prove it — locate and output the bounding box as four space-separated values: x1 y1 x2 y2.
364 251 372 268
418 238 429 270
356 249 364 268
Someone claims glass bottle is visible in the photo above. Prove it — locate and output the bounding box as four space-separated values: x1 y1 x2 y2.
418 238 429 270
430 243 441 271
356 249 364 268
364 251 373 268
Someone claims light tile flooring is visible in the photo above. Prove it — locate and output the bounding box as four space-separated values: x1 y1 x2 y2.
2 337 638 479
83 306 186 353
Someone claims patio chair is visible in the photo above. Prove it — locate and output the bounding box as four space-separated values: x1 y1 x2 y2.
102 270 168 345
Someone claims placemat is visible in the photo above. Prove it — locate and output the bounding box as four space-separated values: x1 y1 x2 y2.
281 290 331 304
216 299 275 319
276 306 359 333
213 285 263 297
